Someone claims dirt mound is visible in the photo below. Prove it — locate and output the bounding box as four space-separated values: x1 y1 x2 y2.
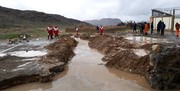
89 34 145 53
0 36 77 90
104 49 150 75
146 45 180 90
79 33 96 41
89 35 137 54
38 36 77 75
89 35 150 75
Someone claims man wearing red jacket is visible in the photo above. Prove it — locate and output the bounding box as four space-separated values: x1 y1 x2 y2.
100 25 104 35
53 26 59 39
47 26 53 40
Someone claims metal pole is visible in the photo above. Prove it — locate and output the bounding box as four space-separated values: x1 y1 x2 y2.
171 9 175 31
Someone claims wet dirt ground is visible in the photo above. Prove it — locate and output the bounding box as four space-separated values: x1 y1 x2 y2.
0 38 54 88
3 38 150 91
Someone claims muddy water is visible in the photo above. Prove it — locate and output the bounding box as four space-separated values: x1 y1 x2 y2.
4 38 149 91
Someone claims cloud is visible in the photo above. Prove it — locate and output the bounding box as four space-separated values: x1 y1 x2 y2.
0 0 180 22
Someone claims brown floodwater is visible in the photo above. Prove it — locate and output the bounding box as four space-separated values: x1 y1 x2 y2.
4 38 153 91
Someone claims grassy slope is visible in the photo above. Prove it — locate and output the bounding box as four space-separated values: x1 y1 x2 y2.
0 6 91 39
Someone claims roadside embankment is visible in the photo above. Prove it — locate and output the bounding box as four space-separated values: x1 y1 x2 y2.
87 34 180 90
0 36 77 90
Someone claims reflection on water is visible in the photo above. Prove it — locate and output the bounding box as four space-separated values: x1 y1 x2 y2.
10 50 47 57
126 36 169 44
4 38 149 91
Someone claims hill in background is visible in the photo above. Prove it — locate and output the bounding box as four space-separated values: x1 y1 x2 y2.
84 18 122 26
0 6 91 28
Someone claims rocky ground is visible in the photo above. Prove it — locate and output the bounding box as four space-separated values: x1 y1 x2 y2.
0 36 77 90
85 33 180 90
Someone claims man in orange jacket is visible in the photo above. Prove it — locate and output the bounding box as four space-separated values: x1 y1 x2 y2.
175 23 180 38
144 22 149 35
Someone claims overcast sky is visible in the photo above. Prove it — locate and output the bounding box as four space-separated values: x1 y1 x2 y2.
0 0 179 22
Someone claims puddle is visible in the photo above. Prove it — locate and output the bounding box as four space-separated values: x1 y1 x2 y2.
125 36 170 44
0 38 51 58
4 38 150 91
11 68 25 72
28 38 54 46
17 62 32 68
0 53 6 57
21 58 39 61
10 50 47 57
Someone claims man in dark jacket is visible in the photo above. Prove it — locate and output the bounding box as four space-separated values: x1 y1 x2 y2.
133 22 137 33
140 23 144 35
157 21 162 34
160 22 166 36
151 22 154 34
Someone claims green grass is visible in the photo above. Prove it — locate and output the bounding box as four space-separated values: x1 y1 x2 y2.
0 28 47 39
0 33 19 39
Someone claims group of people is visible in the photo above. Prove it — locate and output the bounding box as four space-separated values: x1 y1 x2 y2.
156 21 166 36
133 22 149 35
132 20 166 36
47 26 59 40
96 25 104 35
68 25 104 36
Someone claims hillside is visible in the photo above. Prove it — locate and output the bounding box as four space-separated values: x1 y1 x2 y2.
84 18 122 26
0 6 90 28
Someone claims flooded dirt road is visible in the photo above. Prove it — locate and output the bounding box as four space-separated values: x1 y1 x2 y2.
4 38 149 91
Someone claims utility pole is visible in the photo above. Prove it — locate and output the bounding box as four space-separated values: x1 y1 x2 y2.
171 9 175 31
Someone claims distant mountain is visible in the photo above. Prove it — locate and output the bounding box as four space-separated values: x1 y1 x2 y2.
0 6 91 28
84 18 122 26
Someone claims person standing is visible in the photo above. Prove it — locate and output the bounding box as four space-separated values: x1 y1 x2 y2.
157 21 162 34
151 22 154 34
133 22 137 33
140 23 144 35
53 26 59 39
75 27 79 35
175 22 180 38
47 26 53 40
100 25 104 35
144 22 149 35
96 26 99 33
160 22 166 36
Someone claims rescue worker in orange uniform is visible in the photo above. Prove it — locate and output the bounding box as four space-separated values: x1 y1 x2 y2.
144 22 149 35
175 22 180 38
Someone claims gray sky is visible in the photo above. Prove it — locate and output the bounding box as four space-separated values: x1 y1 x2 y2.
0 0 179 22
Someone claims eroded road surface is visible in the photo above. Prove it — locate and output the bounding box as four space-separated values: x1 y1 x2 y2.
4 38 149 91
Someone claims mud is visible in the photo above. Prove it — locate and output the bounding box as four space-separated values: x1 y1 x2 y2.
0 36 77 90
88 33 180 90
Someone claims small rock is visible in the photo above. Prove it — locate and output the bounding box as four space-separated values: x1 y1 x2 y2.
152 45 161 53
